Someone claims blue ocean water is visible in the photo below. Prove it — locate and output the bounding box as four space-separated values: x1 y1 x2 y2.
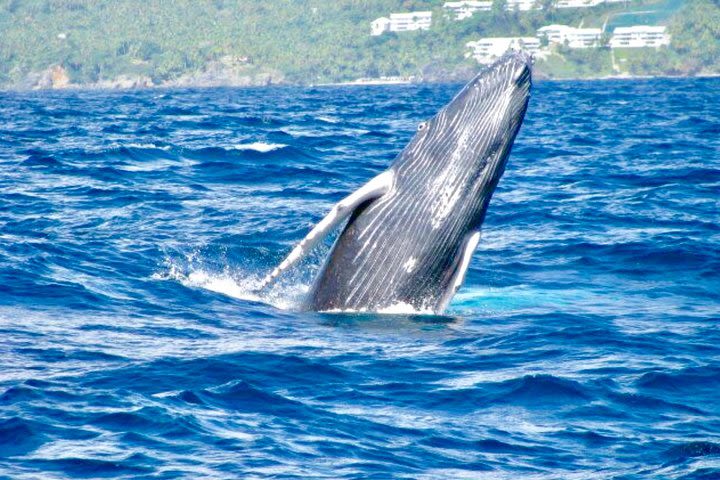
0 78 719 479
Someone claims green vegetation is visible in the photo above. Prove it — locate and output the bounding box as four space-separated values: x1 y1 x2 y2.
0 0 717 88
667 0 720 73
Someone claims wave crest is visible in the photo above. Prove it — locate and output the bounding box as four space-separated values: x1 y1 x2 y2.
230 142 287 152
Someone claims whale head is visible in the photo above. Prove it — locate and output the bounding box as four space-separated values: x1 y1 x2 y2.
396 50 532 229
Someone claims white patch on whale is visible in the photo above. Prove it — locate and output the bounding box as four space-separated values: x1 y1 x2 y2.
402 257 417 273
437 231 481 312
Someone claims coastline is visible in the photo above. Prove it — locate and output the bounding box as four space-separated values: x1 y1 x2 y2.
538 71 720 82
2 71 719 93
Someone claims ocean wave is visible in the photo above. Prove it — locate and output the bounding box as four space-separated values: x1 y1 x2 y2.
21 154 64 168
62 143 175 157
663 441 720 463
230 142 287 152
495 374 590 404
316 115 340 124
195 379 304 414
119 143 172 151
181 144 317 164
0 417 47 457
635 366 720 393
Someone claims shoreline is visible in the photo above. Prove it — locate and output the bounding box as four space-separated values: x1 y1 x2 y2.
2 72 719 93
538 72 720 82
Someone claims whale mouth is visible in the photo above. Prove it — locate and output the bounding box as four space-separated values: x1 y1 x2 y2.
448 51 532 105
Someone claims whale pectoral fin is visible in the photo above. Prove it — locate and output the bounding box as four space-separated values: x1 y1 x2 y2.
436 231 481 313
257 170 394 291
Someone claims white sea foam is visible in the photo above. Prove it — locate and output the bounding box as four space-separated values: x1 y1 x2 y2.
154 255 309 311
118 158 185 172
231 142 287 153
323 301 434 316
377 301 434 315
316 115 339 124
183 270 260 301
123 142 172 151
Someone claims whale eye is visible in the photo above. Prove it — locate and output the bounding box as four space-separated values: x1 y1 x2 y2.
417 121 427 131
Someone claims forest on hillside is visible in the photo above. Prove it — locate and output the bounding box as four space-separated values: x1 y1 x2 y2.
0 0 718 88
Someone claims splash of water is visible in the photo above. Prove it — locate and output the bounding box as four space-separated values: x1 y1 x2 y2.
154 251 310 311
155 248 441 315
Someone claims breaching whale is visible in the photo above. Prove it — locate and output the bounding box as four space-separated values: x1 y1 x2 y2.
259 51 532 314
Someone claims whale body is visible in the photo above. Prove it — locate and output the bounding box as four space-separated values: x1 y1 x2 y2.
260 51 532 314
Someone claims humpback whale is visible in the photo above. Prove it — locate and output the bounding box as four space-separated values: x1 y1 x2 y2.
259 51 532 314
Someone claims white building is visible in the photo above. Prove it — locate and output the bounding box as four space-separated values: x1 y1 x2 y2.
505 0 539 11
555 0 629 7
443 1 492 20
466 37 541 64
371 17 391 36
609 26 670 48
370 11 433 36
555 0 603 8
537 24 602 48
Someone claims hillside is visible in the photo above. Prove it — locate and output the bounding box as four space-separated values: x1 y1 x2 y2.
0 0 717 89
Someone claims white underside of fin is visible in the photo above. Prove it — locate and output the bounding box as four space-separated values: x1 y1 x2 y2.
436 231 481 313
258 170 394 291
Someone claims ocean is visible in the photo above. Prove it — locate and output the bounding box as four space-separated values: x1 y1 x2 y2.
0 78 719 479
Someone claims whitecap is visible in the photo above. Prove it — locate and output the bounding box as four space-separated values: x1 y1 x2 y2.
231 142 287 153
316 115 339 124
122 142 171 151
118 158 186 172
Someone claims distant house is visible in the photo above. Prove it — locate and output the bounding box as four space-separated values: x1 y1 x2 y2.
371 17 392 36
609 26 670 48
555 0 629 7
443 1 492 20
505 0 539 11
466 37 541 64
555 0 604 8
370 11 433 35
537 24 602 48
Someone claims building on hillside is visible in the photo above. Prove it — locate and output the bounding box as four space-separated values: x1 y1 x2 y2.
505 0 539 11
537 24 602 48
370 11 433 35
609 26 670 48
443 1 492 20
555 0 603 8
371 17 392 36
466 37 541 64
555 0 629 6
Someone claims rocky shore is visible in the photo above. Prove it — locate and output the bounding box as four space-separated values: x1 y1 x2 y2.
8 57 285 91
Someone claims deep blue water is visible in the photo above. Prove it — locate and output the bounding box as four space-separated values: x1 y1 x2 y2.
1 78 719 479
